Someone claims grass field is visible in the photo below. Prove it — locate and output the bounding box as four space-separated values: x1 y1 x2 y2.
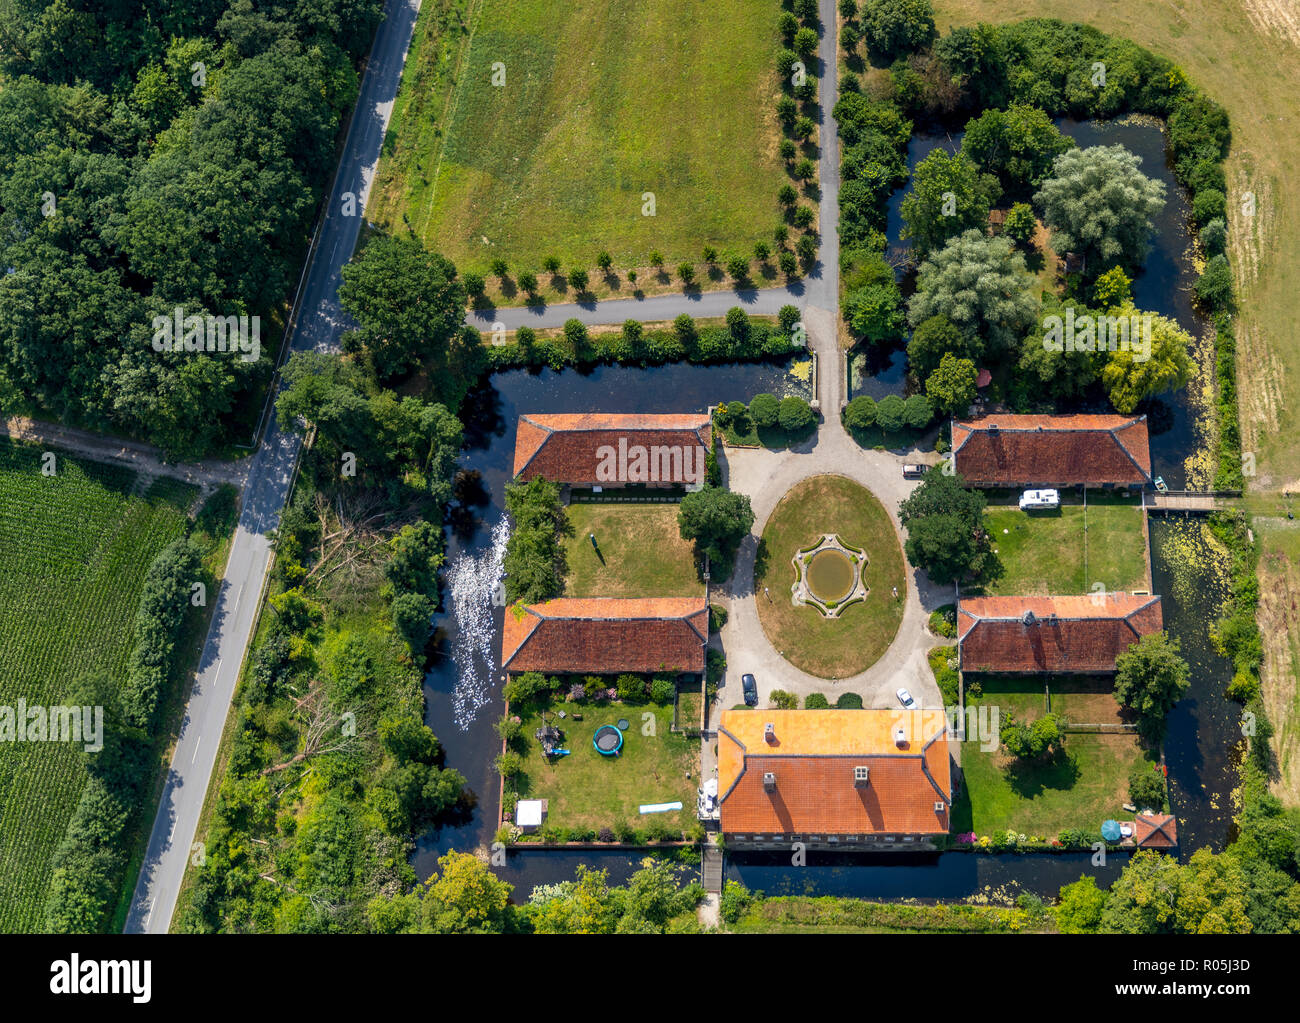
369 0 786 276
562 503 703 597
514 699 697 835
933 1 1300 493
0 440 195 932
1255 515 1300 804
977 501 1149 597
754 475 907 678
954 676 1153 837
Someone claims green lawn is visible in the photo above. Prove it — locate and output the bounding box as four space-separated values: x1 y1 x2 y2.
562 502 703 597
953 676 1154 838
370 0 786 275
0 440 196 932
754 475 907 678
514 699 698 836
977 500 1149 596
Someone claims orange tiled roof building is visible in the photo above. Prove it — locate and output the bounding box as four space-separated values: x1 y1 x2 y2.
958 595 1163 674
717 710 952 849
501 597 708 676
513 413 711 487
951 414 1152 488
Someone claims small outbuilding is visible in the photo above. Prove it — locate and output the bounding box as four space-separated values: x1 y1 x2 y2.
515 798 548 832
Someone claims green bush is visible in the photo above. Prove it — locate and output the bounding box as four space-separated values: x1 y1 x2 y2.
503 671 559 704
804 693 830 709
778 395 816 433
1199 218 1227 257
770 689 798 710
709 604 729 631
875 394 906 431
844 394 878 431
902 393 932 429
720 880 754 924
928 604 957 638
1191 188 1226 225
749 392 781 429
1194 254 1234 311
649 676 676 704
616 673 647 702
835 692 864 709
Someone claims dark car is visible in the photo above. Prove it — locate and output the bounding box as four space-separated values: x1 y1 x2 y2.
741 673 758 707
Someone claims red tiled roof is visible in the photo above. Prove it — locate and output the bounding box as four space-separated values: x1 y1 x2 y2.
513 413 711 484
501 597 708 674
1133 813 1178 849
952 414 1152 486
717 710 951 836
958 594 1163 673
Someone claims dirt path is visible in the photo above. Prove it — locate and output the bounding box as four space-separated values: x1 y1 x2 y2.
3 417 248 494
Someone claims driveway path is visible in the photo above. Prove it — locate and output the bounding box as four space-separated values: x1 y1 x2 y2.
125 0 423 935
3 417 247 492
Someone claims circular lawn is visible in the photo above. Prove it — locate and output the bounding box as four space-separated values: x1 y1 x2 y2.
754 474 906 678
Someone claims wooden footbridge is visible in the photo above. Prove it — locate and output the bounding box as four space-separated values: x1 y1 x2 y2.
1142 490 1240 514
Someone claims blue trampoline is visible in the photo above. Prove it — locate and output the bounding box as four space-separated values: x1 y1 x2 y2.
593 724 624 755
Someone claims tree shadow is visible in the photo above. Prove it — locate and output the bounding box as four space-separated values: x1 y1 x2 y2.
1003 748 1081 799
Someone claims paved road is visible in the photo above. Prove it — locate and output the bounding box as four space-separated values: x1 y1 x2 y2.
124 0 423 934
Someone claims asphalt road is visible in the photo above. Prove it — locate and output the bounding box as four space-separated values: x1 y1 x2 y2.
124 0 424 934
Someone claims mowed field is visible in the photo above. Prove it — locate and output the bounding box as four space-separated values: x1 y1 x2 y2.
0 440 194 931
369 0 785 273
934 0 1300 492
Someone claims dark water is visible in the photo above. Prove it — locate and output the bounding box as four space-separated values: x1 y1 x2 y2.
726 849 1129 901
413 359 812 884
1149 517 1241 856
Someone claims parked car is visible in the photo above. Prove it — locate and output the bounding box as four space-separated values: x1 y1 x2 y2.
896 687 915 709
741 673 758 707
1018 488 1060 510
901 463 927 479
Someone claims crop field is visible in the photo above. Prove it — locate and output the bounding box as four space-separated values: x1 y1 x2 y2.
0 440 195 932
369 0 786 275
936 0 1300 493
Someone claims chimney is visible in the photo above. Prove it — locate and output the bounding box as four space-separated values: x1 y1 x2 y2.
1022 610 1037 627
763 771 777 792
764 722 776 745
988 422 999 433
853 765 870 788
894 725 907 747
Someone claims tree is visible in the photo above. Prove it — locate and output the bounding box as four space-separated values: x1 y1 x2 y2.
908 230 1039 355
1195 255 1234 310
898 468 992 583
778 183 798 206
1114 632 1191 742
923 353 977 417
677 262 695 285
843 394 878 431
1001 712 1063 760
844 274 905 345
1093 266 1132 308
568 267 589 292
777 395 816 433
794 156 816 180
338 235 466 381
489 257 509 279
517 269 538 294
875 394 906 431
907 313 976 381
1129 765 1168 811
1056 876 1106 934
1099 308 1194 414
1017 303 1100 402
793 26 818 59
503 478 568 604
726 255 750 281
542 254 561 273
860 0 935 60
678 486 755 574
749 392 781 428
902 393 932 429
413 852 516 934
961 104 1074 192
753 241 771 262
1199 218 1227 257
1035 145 1167 273
1004 202 1036 245
899 149 998 254
596 250 613 272
793 205 816 229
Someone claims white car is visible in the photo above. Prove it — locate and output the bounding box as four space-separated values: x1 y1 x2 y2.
1018 488 1060 510
896 687 916 709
